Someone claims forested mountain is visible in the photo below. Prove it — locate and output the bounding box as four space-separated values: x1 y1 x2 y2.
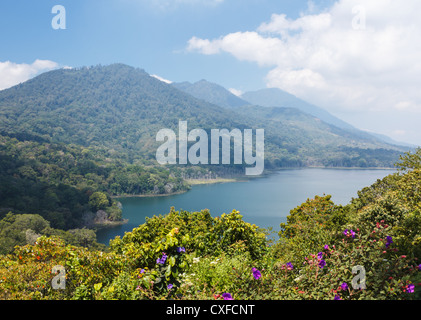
0 63 407 170
172 79 250 109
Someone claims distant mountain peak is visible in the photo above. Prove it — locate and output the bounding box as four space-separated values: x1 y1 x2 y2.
241 88 355 131
172 79 250 109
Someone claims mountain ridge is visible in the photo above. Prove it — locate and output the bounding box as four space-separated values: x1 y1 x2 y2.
240 88 356 131
172 79 250 109
0 63 407 170
171 78 410 149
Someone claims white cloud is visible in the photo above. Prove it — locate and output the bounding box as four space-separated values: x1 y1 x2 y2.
186 0 421 144
228 88 243 96
0 60 59 90
151 74 173 84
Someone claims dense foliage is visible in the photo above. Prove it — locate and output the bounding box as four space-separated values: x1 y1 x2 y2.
0 133 188 232
1 149 421 300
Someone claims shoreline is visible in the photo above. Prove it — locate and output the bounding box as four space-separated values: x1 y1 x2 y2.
185 177 246 185
111 177 247 199
94 218 129 229
112 190 188 199
111 166 396 200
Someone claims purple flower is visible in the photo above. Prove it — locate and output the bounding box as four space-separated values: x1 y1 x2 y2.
177 247 186 253
343 229 355 238
324 245 329 250
252 268 262 280
418 264 421 271
334 295 342 300
167 284 173 290
341 282 348 291
385 236 393 248
138 269 145 278
407 284 415 293
319 259 326 269
286 262 294 270
156 253 168 265
222 293 233 300
317 252 323 259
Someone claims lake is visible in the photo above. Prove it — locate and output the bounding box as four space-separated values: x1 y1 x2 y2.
96 168 395 244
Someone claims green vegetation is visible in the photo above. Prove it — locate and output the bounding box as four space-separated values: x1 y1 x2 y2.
1 149 420 300
0 133 189 246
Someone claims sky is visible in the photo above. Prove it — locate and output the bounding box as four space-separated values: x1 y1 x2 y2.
0 0 420 146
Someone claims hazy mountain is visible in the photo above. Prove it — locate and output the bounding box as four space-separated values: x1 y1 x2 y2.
364 131 418 148
173 81 409 149
0 63 407 169
172 79 250 109
241 88 356 131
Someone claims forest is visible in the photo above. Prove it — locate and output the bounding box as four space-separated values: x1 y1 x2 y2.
0 132 189 252
0 148 420 300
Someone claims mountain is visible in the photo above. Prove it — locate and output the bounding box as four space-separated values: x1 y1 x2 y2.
0 63 407 169
241 88 356 131
364 131 418 149
172 79 250 109
240 88 415 149
0 64 244 160
173 81 409 151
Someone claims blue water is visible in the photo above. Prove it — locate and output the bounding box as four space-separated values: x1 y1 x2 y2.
96 168 395 244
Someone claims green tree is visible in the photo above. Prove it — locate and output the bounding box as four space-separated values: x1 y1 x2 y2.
88 192 109 212
396 147 421 171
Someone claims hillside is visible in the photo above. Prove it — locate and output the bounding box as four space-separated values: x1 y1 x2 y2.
0 63 407 170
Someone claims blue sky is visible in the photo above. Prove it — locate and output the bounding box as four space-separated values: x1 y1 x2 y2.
1 0 330 90
1 0 420 145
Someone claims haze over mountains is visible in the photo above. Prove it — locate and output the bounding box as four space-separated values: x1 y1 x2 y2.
0 63 408 170
172 79 412 148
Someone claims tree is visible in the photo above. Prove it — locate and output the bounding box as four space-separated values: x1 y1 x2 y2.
88 192 109 212
396 148 421 171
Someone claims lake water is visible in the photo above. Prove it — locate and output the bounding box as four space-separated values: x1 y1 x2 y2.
96 168 395 245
